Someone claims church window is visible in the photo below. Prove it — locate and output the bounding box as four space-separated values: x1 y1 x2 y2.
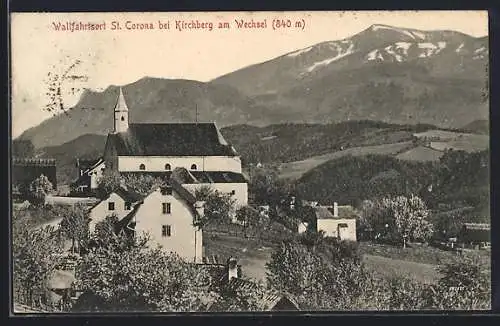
108 202 115 211
121 116 125 121
139 164 146 170
190 164 197 170
165 163 171 170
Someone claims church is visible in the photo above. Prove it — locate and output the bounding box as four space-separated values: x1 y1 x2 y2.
103 88 249 214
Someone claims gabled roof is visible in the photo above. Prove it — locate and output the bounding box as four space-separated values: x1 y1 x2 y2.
118 181 199 230
107 123 238 156
89 186 143 210
314 206 335 220
208 277 301 311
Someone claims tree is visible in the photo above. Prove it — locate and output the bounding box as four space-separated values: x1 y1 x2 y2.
74 231 217 312
59 204 90 254
422 258 490 310
266 238 365 310
367 195 434 247
248 169 289 206
96 171 121 199
195 187 237 226
12 221 64 308
235 206 261 236
27 174 54 206
121 174 164 196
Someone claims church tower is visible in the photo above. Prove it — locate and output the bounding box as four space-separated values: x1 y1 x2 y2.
113 87 129 133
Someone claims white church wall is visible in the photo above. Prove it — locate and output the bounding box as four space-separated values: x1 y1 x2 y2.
117 156 242 173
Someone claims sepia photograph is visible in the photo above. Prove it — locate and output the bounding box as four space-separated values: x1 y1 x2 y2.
10 11 490 313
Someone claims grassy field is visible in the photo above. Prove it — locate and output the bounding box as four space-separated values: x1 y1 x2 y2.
396 146 444 162
203 233 490 285
362 254 440 284
203 233 274 283
358 241 490 266
278 141 414 180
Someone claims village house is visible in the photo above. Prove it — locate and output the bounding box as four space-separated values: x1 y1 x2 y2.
199 256 300 311
71 158 105 195
299 202 358 242
116 180 205 263
88 186 143 232
458 222 491 249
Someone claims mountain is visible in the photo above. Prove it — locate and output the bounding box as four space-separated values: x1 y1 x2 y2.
19 78 271 148
461 119 489 135
37 134 107 185
18 24 489 149
212 24 488 127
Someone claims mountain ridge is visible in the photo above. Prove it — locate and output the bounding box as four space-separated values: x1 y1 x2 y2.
17 24 489 149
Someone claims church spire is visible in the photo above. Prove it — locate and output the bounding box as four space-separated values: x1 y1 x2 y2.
113 87 129 133
115 87 129 112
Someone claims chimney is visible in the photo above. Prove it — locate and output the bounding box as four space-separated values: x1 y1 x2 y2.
333 202 339 218
227 257 238 281
195 201 205 218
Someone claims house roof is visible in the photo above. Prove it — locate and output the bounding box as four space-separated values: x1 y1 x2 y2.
463 223 490 230
122 169 247 185
208 277 300 311
89 186 143 210
47 269 76 290
337 205 359 219
118 181 199 230
107 123 238 156
314 206 335 220
173 169 247 184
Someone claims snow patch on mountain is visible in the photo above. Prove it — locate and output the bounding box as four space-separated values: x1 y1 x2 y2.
473 46 487 60
306 42 355 72
287 46 313 57
371 24 426 40
367 49 384 61
417 42 447 58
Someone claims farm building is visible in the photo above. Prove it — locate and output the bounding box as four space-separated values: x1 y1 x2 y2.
458 223 490 246
299 202 358 241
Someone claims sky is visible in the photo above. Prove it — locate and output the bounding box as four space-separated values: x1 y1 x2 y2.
10 11 488 138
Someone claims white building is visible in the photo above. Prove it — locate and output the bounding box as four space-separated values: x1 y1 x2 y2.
300 202 358 242
118 181 204 263
103 88 243 175
88 186 143 233
71 158 105 194
102 87 248 222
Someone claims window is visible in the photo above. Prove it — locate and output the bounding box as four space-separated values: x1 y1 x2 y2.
108 202 115 211
162 202 171 214
139 164 146 170
125 202 131 210
121 116 125 121
338 223 348 228
162 225 172 237
190 164 197 170
164 163 171 171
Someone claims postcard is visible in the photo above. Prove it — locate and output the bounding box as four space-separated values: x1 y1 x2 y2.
10 11 490 313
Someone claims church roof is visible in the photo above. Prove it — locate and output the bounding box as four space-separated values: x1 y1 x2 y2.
108 123 238 156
